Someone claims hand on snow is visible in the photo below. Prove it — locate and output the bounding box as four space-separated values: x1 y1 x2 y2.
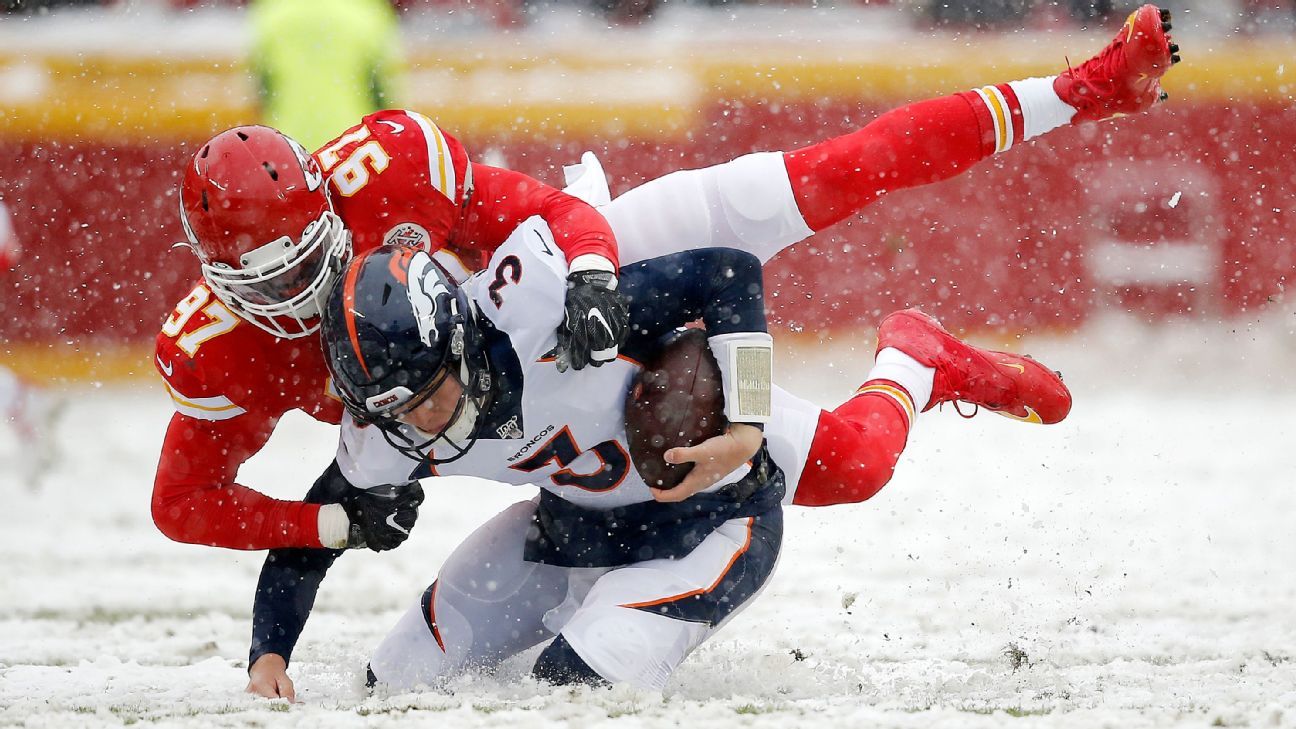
246 653 296 702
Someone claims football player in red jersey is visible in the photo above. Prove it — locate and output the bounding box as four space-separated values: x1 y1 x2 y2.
154 5 1178 566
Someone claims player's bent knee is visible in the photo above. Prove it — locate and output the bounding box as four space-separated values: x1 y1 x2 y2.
561 606 692 690
795 464 895 506
835 460 896 504
368 597 454 691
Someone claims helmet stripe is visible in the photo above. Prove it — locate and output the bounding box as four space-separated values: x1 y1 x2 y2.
342 251 373 378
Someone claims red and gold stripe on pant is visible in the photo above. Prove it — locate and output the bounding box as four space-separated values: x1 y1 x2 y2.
854 381 917 427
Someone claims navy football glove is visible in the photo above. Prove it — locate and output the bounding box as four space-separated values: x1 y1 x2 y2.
340 482 424 552
557 269 630 372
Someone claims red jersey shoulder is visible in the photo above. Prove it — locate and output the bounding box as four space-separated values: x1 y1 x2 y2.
155 281 343 424
316 109 472 254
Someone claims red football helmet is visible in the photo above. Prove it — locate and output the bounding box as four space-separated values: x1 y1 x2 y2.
178 125 351 339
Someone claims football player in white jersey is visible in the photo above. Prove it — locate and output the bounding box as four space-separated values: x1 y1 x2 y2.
249 216 1072 692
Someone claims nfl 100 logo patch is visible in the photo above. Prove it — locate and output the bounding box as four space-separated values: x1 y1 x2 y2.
496 415 524 440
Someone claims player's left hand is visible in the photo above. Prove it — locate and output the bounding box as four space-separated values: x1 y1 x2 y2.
556 269 629 372
340 481 425 552
652 423 764 503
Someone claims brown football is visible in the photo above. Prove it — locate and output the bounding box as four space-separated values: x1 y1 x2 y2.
624 328 727 490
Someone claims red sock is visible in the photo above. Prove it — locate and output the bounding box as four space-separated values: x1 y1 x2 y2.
784 85 1024 232
793 380 916 507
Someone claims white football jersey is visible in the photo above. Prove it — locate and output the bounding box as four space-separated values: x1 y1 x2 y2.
336 216 748 510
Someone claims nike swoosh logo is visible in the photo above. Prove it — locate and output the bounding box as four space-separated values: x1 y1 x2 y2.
156 355 174 377
378 119 405 134
1000 362 1026 375
533 230 554 255
996 407 1044 425
385 511 410 536
587 308 611 335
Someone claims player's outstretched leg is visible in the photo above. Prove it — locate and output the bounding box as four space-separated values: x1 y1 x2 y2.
875 309 1072 425
784 4 1180 232
788 341 934 506
786 309 1070 507
603 6 1180 267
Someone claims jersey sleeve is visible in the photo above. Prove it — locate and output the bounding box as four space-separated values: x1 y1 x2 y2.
151 283 327 550
249 461 352 667
617 248 769 359
458 162 619 268
320 110 618 273
468 216 569 365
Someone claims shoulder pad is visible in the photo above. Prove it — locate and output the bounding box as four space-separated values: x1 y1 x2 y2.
469 217 568 364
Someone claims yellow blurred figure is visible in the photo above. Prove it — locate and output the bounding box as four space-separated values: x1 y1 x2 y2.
250 0 403 151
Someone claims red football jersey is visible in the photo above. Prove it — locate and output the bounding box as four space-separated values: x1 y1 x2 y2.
152 281 343 550
152 110 619 550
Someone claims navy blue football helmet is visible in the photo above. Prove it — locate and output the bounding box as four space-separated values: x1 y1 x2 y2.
322 246 493 464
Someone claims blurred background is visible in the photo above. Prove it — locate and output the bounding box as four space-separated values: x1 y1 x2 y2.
0 0 1292 385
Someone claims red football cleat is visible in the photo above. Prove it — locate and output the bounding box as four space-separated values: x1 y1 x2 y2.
875 309 1072 425
1054 4 1181 124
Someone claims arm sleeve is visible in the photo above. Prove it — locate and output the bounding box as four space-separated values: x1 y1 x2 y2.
248 460 352 668
151 411 324 550
460 163 619 267
617 248 768 362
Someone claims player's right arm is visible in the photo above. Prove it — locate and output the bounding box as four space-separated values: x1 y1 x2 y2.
151 283 340 550
246 460 424 698
617 248 774 500
245 461 347 688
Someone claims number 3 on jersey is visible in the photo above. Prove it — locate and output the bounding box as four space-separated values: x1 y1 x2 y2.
488 255 522 307
162 284 239 356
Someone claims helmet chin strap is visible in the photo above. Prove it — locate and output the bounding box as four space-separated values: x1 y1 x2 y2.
407 357 481 449
439 356 483 444
440 399 480 444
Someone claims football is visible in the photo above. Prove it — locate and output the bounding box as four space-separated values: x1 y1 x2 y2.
624 328 727 490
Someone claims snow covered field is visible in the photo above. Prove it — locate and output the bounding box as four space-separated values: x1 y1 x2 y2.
3 316 1295 728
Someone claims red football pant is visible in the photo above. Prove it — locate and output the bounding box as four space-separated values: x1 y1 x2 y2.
784 88 1017 232
793 387 913 507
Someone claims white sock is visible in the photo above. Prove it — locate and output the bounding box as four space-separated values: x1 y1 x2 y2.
1007 76 1076 140
866 348 936 412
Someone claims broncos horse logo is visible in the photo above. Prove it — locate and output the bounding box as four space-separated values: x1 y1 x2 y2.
406 251 453 347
